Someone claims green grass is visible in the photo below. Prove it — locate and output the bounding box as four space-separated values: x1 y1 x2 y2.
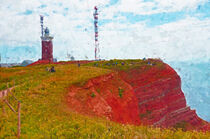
0 62 209 138
83 59 164 71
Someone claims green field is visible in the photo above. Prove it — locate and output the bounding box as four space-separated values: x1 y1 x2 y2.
0 61 209 138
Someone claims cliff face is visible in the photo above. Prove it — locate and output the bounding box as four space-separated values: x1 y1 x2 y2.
67 73 140 125
120 63 207 130
66 60 209 131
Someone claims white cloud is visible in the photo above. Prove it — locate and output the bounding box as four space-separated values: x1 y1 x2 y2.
99 17 210 61
103 0 208 16
0 0 209 62
156 0 206 11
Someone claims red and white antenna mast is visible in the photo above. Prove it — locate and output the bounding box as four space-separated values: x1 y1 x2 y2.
93 6 99 60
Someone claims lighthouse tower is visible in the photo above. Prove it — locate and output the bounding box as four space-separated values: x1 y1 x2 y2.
40 16 54 62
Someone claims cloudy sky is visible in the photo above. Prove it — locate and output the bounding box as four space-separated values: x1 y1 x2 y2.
0 0 210 63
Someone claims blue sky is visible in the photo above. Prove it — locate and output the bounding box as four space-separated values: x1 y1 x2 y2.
0 0 210 63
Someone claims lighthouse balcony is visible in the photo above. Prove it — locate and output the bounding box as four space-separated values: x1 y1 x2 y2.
41 36 54 41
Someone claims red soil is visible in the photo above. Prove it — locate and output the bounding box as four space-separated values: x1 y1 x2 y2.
28 60 92 66
67 73 140 125
65 60 209 131
28 60 53 66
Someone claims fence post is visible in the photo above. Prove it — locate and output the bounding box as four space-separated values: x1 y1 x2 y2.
2 91 5 115
7 83 9 93
17 101 21 138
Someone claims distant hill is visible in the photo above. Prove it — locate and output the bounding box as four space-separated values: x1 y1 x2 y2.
0 63 20 67
20 60 33 67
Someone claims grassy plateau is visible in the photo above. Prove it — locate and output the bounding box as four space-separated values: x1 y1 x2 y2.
0 60 209 138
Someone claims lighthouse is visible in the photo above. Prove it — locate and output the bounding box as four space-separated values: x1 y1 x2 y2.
40 16 54 62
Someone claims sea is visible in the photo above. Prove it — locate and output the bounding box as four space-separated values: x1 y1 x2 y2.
168 61 210 122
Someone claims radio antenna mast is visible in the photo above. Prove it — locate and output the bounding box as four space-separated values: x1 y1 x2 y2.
40 15 44 37
93 6 100 60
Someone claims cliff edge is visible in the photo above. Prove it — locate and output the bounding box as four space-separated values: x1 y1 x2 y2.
66 59 209 131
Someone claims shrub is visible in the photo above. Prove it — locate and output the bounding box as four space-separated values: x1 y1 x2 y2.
174 121 187 131
139 110 152 119
96 88 100 93
118 87 124 98
91 93 96 98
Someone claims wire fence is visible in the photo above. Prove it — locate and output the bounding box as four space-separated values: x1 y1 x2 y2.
0 82 21 138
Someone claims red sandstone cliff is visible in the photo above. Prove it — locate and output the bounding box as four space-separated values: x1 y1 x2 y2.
67 73 140 125
120 61 208 130
66 60 209 131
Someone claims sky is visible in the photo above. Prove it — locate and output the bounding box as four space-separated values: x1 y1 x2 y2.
0 0 210 63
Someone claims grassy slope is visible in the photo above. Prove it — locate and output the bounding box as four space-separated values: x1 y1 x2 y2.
0 61 209 138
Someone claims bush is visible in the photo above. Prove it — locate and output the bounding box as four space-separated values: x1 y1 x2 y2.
91 93 96 98
96 89 100 93
118 87 124 98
